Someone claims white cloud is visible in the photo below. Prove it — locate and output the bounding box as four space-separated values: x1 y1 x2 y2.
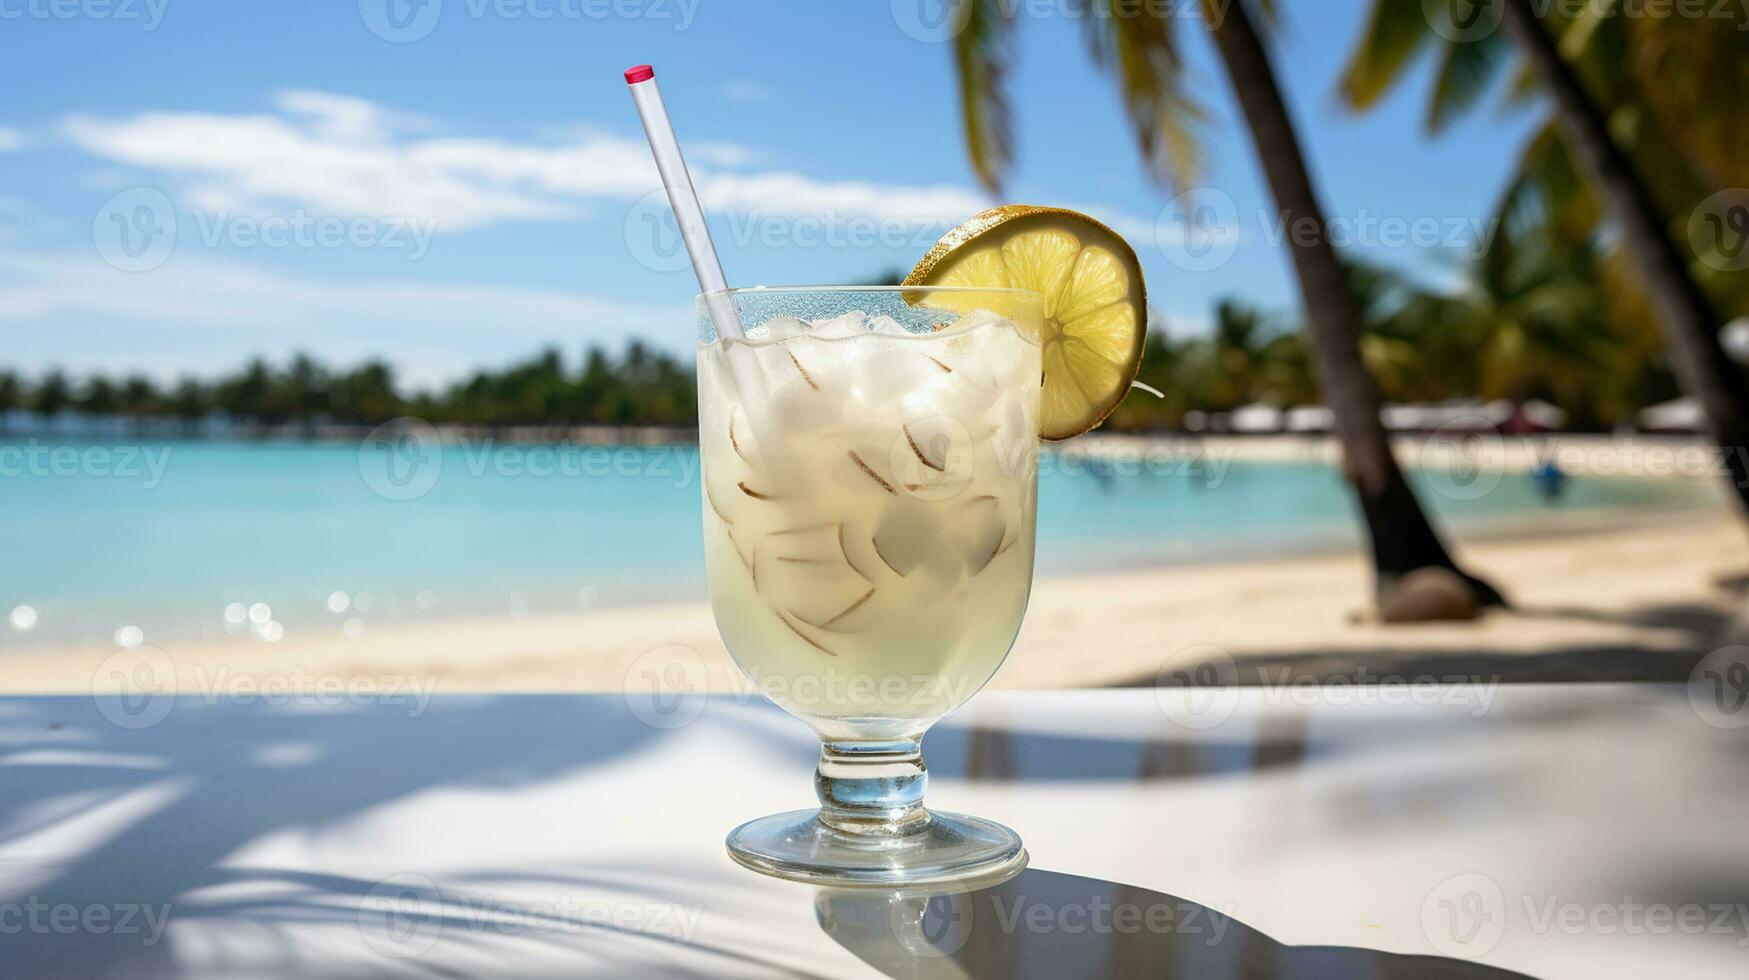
0 251 689 386
58 91 1153 238
274 89 433 142
0 127 24 152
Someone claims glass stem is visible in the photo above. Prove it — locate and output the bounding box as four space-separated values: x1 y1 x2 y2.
815 738 930 835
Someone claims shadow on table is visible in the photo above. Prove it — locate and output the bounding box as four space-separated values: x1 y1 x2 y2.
0 695 817 979
817 868 1531 979
1093 598 1740 689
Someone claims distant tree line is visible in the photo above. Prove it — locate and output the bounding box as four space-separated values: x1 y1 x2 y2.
0 259 1726 436
0 341 698 433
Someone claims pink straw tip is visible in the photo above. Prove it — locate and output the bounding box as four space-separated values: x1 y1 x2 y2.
624 65 654 84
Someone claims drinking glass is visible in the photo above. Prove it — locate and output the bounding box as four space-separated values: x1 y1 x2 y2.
697 286 1043 886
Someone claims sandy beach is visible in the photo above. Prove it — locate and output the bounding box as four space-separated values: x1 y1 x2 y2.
6 501 1743 697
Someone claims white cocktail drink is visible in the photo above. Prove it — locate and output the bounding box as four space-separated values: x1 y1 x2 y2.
698 308 1041 735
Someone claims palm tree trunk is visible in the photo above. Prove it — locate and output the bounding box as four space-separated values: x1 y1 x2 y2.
1499 0 1749 515
1200 0 1503 605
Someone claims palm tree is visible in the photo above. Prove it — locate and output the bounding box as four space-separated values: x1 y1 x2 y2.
1341 0 1749 514
34 370 71 422
947 0 1503 608
1381 236 1629 423
0 371 21 429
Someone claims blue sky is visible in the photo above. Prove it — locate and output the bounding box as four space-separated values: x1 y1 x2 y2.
0 0 1541 388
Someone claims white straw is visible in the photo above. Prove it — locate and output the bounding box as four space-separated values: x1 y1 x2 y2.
624 65 744 340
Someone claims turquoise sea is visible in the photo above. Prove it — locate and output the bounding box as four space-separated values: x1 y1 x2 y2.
1 438 1720 651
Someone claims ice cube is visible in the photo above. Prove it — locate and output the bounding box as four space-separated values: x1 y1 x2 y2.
872 497 949 578
851 344 946 408
744 315 811 343
811 311 869 340
864 314 912 337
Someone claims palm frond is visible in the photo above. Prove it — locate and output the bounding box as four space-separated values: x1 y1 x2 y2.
1426 24 1510 133
950 0 1017 194
1337 0 1435 111
1075 0 1204 189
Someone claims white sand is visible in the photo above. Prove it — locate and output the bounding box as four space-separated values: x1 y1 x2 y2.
5 506 1742 696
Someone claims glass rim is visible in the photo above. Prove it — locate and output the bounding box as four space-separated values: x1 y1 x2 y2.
700 285 1043 298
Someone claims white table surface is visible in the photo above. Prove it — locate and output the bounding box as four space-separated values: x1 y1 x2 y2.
2 686 1746 979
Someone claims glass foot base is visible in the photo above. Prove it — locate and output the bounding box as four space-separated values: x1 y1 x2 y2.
726 809 1027 887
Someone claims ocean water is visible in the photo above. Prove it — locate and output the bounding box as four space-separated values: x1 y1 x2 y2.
0 439 1718 651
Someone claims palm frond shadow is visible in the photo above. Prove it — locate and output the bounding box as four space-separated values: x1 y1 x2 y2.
0 695 825 978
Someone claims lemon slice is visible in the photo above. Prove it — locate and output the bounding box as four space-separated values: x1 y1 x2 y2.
905 205 1148 440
